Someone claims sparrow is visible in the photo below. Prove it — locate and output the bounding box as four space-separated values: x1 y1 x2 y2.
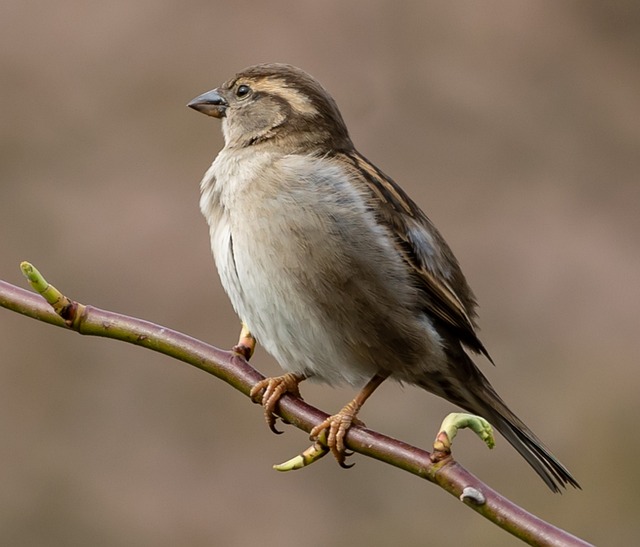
188 63 579 492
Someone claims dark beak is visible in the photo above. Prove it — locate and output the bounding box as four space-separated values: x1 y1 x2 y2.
187 89 228 118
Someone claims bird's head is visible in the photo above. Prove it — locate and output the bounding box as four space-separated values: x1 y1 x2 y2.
188 63 353 152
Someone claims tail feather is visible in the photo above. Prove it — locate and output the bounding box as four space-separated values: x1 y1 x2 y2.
480 401 580 492
419 352 580 492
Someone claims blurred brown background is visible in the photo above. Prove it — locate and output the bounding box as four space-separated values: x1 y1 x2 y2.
1 1 638 545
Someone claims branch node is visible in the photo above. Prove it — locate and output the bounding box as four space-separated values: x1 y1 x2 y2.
460 486 486 506
20 262 85 328
273 440 329 471
431 412 495 463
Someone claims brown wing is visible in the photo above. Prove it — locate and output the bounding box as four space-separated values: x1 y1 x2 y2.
337 150 492 362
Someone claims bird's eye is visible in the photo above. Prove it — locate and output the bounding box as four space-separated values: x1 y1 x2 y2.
236 84 251 98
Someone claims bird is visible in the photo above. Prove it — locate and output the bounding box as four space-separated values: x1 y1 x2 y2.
188 63 579 492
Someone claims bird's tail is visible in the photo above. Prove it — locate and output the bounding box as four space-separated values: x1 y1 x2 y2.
419 353 580 492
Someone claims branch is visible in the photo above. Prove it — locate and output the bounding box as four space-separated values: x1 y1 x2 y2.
0 268 591 547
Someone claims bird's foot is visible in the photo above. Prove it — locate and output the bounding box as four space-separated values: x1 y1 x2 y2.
431 412 495 463
274 375 385 472
250 372 305 434
309 400 365 468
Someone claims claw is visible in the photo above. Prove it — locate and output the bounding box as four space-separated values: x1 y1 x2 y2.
308 374 387 468
249 373 305 434
309 406 364 467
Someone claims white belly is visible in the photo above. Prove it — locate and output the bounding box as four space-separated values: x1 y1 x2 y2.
200 150 442 386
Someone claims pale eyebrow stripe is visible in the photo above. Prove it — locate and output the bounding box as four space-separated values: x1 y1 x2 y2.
256 79 319 116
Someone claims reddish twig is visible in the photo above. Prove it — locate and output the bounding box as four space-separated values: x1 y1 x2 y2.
0 277 591 546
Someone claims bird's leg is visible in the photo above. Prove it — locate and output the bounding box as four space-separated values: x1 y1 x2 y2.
235 322 307 433
232 322 256 361
310 373 388 467
250 372 307 434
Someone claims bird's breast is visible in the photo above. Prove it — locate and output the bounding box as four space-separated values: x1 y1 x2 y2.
199 150 442 385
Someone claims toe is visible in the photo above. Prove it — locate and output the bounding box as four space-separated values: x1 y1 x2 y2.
310 414 357 468
250 374 306 434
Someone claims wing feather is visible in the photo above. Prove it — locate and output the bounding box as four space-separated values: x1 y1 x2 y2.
337 150 492 362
